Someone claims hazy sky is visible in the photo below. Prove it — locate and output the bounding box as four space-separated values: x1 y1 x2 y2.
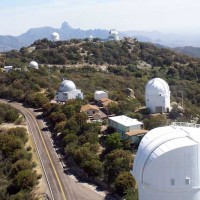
0 0 200 35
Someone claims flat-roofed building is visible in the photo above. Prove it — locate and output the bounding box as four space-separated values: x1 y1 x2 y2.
108 115 145 142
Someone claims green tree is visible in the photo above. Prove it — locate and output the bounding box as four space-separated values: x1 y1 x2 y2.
54 121 66 134
63 105 76 119
49 112 66 126
62 134 78 147
124 188 139 200
10 159 33 178
83 159 103 178
114 172 136 196
0 134 23 157
104 149 133 183
6 127 28 144
73 146 97 166
11 149 32 163
12 169 37 191
5 109 19 123
75 112 88 127
105 132 123 151
143 115 167 130
10 191 33 200
78 132 98 145
107 102 120 114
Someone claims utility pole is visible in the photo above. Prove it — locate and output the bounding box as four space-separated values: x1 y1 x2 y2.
181 91 184 109
48 65 51 90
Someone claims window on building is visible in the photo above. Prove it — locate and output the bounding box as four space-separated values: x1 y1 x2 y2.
185 177 190 185
171 178 175 185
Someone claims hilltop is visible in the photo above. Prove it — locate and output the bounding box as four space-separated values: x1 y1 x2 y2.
174 46 200 58
0 22 108 52
1 38 200 119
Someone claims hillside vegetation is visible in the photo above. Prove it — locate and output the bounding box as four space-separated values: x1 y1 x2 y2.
0 38 200 117
1 38 200 199
0 107 40 200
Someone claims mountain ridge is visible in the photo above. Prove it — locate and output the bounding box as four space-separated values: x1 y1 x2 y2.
0 22 109 52
1 21 200 54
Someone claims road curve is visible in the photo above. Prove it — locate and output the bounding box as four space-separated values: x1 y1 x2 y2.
1 100 107 200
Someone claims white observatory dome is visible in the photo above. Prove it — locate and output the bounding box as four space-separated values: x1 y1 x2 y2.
29 61 39 69
58 80 76 92
108 29 120 41
145 78 170 96
109 29 118 35
51 32 60 41
132 125 200 200
88 35 93 41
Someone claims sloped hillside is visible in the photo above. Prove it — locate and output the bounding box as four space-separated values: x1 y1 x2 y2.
1 38 200 119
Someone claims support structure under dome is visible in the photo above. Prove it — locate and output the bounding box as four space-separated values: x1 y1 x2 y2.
56 79 83 102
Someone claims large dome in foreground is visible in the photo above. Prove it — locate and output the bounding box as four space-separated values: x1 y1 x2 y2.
132 125 200 200
145 78 170 96
58 80 76 92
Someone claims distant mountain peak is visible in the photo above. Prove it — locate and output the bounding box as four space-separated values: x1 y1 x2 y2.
61 21 72 30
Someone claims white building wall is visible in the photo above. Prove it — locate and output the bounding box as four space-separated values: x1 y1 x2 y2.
145 94 170 113
4 66 13 72
56 89 83 102
94 91 108 101
136 144 200 200
129 124 142 131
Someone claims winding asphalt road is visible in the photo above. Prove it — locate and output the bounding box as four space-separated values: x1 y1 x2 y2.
0 100 108 200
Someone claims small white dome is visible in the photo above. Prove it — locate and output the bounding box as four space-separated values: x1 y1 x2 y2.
58 80 76 92
51 32 60 41
109 29 119 35
145 78 170 96
29 61 39 69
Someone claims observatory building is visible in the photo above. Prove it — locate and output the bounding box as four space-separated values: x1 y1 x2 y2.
51 32 60 42
108 29 120 41
56 79 83 102
88 35 93 42
131 125 200 200
29 61 39 69
3 66 13 73
94 91 108 101
145 78 170 113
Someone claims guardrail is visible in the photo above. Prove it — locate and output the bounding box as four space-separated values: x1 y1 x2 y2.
172 122 200 128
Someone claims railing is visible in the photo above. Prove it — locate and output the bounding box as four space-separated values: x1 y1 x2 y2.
172 122 200 128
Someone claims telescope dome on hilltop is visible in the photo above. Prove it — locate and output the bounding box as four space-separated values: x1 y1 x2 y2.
108 29 120 41
58 80 76 92
29 61 39 69
145 78 171 113
145 78 170 96
56 79 83 102
51 32 60 41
